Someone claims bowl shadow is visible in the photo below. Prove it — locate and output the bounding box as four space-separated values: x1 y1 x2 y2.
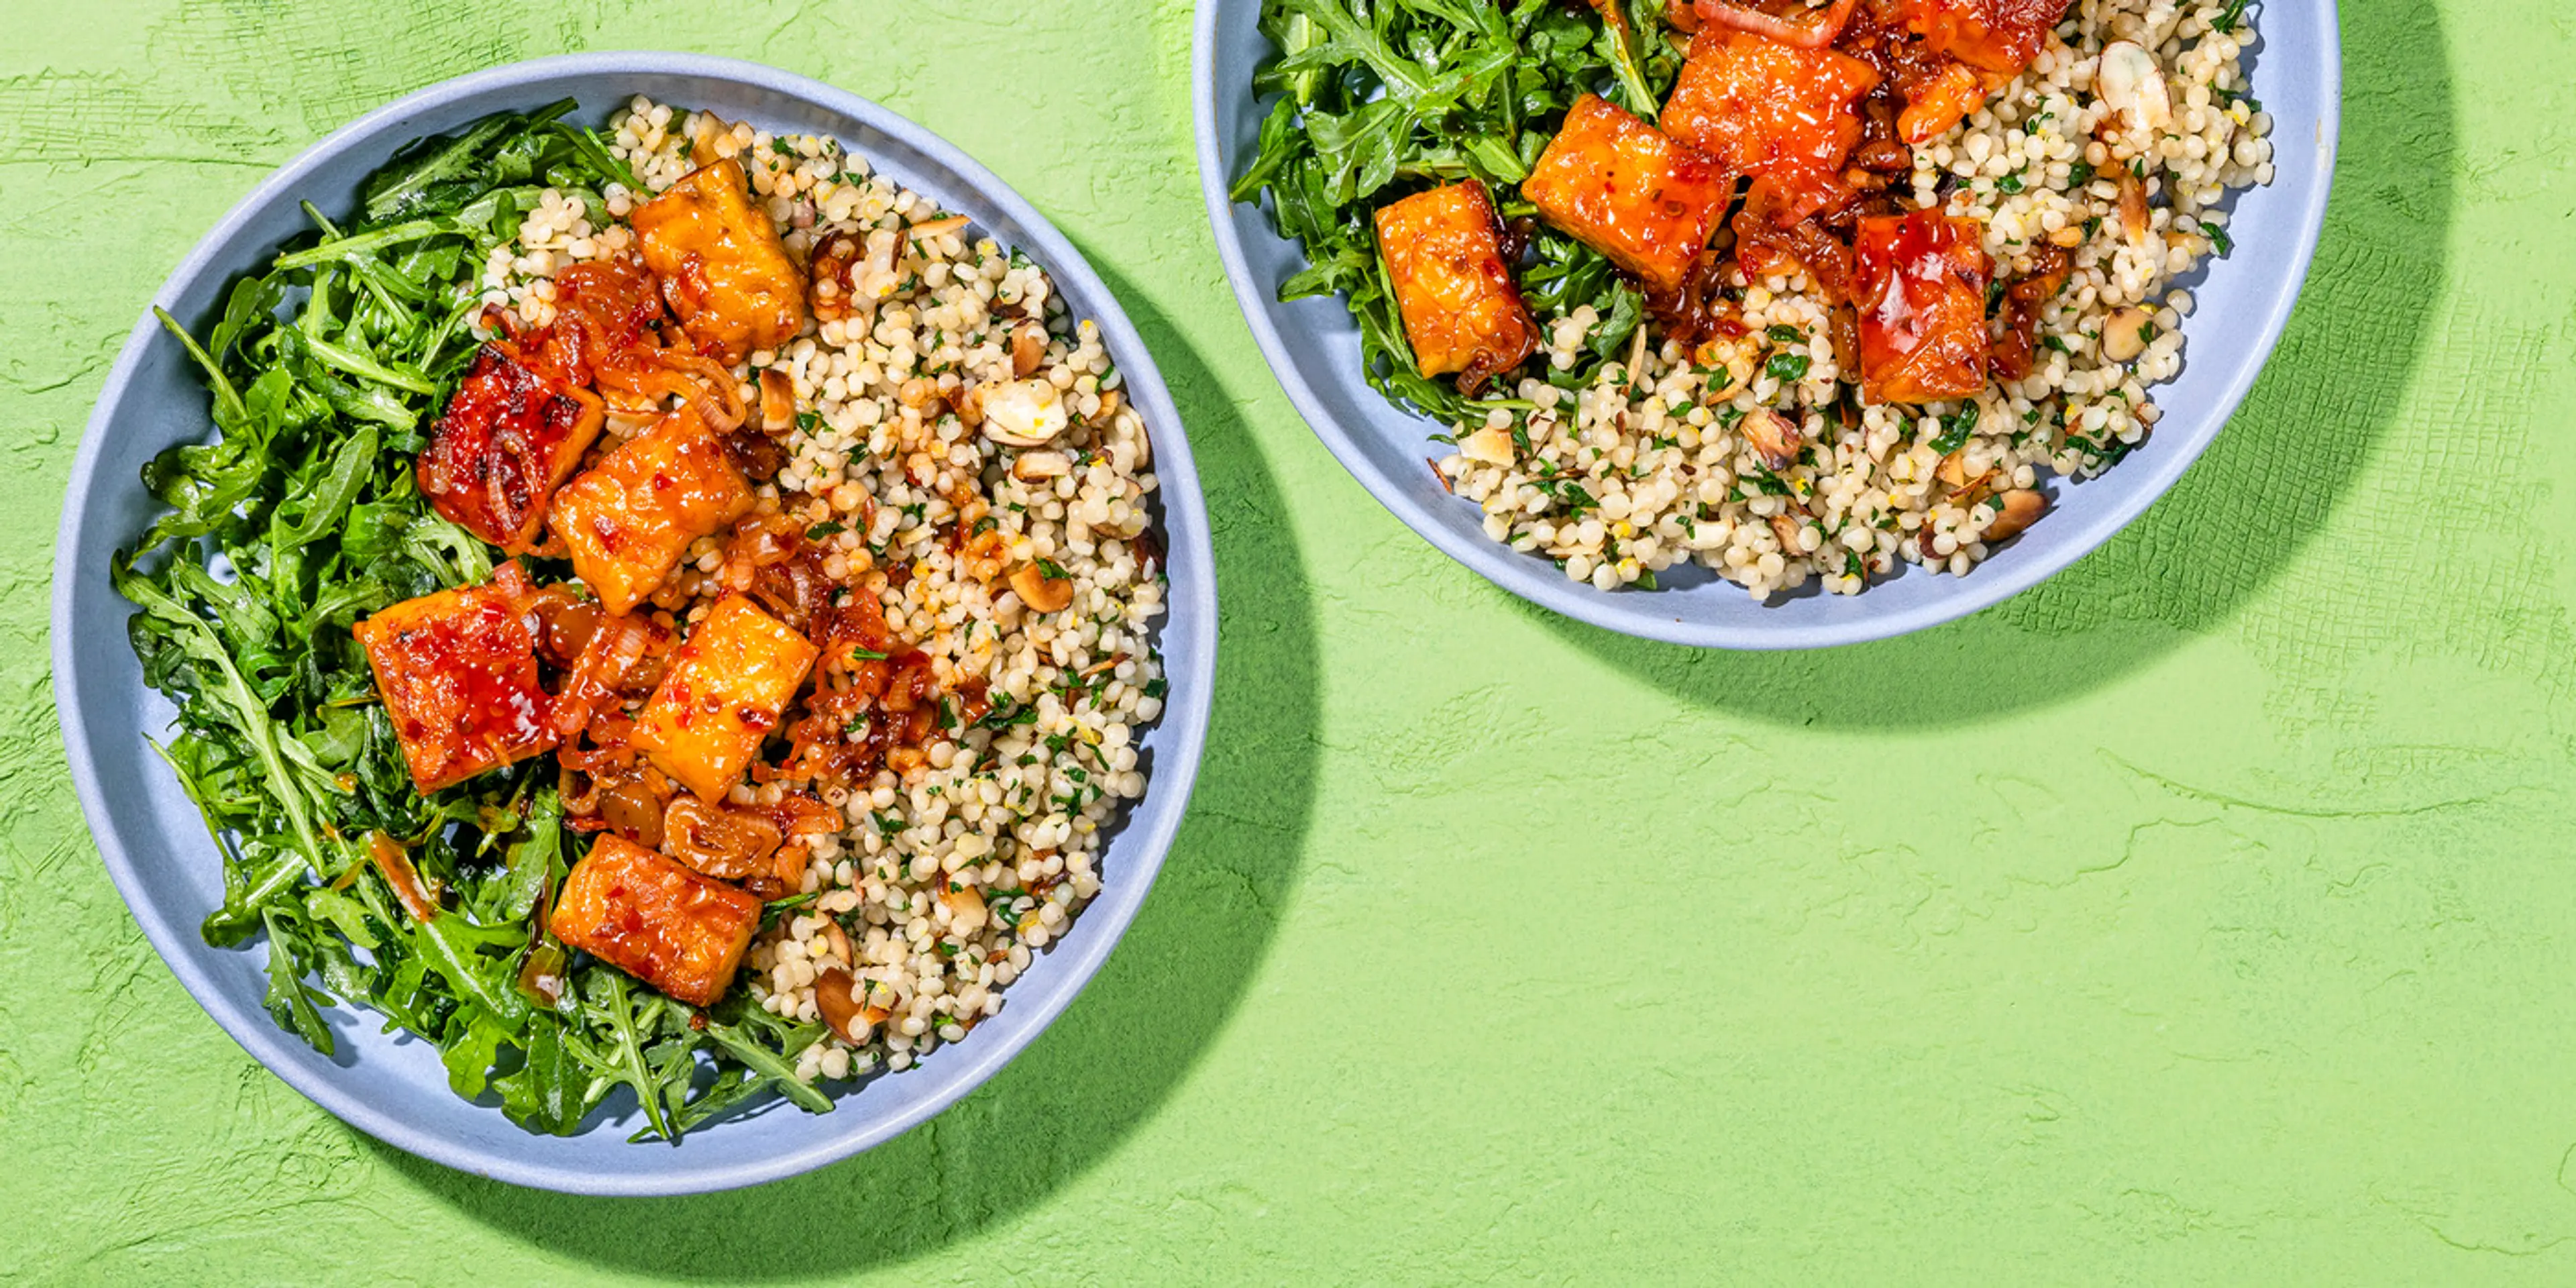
370 266 1319 1275
1525 0 2452 731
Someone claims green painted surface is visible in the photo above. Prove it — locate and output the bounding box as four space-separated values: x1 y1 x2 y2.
3 1 2572 1281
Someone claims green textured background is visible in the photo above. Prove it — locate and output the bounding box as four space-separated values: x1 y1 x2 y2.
4 0 2572 1281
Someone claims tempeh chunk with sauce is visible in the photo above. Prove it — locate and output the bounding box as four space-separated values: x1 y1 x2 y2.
548 410 757 614
1519 95 1733 296
1852 210 1992 404
1373 180 1538 393
1662 30 1880 223
415 346 604 553
631 594 820 801
547 835 763 1006
354 564 557 792
630 157 808 364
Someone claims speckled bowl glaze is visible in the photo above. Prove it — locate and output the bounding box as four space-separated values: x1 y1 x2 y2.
52 53 1217 1196
1194 0 2339 649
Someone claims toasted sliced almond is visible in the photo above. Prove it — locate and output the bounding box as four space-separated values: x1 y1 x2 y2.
981 379 1069 447
941 885 989 935
1459 423 1516 466
605 406 661 439
1010 561 1075 613
1936 449 1970 488
1982 488 2047 543
2096 42 2173 133
906 214 972 242
1012 450 1072 481
1741 408 1802 472
2101 307 2156 362
2118 171 2151 245
759 368 796 434
1011 323 1048 378
1768 513 1809 554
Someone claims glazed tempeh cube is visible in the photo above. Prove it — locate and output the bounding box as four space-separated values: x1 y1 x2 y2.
1852 210 1993 404
547 835 763 1006
1373 180 1538 392
416 346 605 553
631 594 820 800
630 157 808 364
354 564 556 792
549 410 756 615
1662 30 1879 223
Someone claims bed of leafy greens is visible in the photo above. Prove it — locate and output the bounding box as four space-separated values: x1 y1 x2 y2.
115 102 832 1143
1229 0 1686 426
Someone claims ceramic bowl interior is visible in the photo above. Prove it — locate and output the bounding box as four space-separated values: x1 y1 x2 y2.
52 52 1216 1196
1193 1 2339 648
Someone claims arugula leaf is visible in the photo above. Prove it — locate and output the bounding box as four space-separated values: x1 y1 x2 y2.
1931 406 1982 455
117 104 839 1143
1235 0 1678 425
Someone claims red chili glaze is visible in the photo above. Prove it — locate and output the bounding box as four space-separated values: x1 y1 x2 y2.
417 347 602 552
519 257 672 389
1731 174 1862 302
1852 209 1992 404
353 570 557 792
1874 0 2068 76
1988 241 2072 381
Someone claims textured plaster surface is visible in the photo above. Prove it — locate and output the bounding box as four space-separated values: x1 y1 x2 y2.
4 0 2575 1282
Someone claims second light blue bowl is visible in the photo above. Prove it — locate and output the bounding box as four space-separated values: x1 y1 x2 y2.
1194 1 2339 649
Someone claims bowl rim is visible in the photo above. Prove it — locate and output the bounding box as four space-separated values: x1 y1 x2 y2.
1191 0 2341 650
50 50 1219 1195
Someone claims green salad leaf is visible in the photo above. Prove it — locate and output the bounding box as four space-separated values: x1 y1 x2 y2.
118 104 829 1141
1233 0 1682 425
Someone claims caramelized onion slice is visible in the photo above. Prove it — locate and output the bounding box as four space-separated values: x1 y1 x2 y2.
366 831 441 924
1692 0 1860 48
663 796 786 881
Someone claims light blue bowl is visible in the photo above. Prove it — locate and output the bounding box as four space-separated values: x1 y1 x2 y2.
1195 1 2338 649
51 53 1217 1195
